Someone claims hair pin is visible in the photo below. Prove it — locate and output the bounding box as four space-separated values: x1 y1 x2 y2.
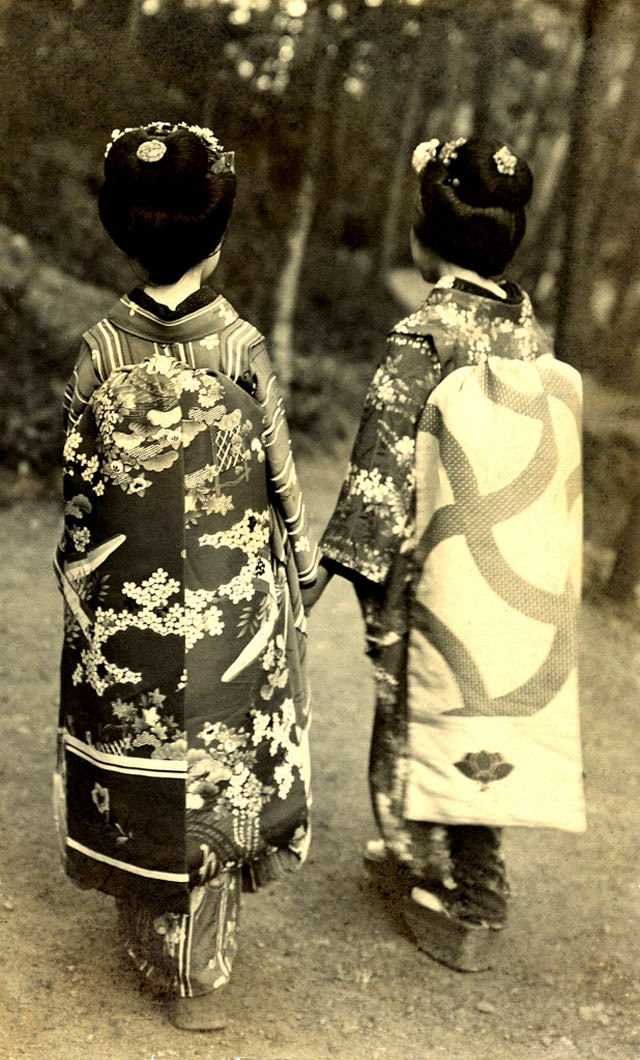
211 151 235 175
439 138 466 167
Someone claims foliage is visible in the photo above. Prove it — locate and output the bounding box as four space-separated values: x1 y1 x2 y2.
0 305 67 483
2 0 640 585
1 0 591 310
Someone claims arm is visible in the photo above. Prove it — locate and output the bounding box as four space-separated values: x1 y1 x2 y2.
319 332 441 587
63 341 101 432
300 561 332 613
246 340 320 588
302 553 376 613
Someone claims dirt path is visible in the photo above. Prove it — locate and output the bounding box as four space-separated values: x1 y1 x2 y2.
1 456 639 1060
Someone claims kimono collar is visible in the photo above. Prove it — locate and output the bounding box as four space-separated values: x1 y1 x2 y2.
431 274 524 307
424 275 546 362
106 289 240 342
414 275 533 331
394 274 546 361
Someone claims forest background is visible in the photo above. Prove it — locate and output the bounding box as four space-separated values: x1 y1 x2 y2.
1 0 640 603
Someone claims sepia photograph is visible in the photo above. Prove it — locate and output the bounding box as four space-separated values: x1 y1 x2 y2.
0 1 639 1058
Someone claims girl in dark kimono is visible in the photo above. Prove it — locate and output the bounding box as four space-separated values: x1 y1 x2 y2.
308 138 585 971
55 123 319 1027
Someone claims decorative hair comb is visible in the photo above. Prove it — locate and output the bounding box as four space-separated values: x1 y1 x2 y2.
493 145 517 176
136 140 166 163
412 137 466 176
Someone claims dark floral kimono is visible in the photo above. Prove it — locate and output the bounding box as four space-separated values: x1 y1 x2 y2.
321 276 585 877
55 287 319 995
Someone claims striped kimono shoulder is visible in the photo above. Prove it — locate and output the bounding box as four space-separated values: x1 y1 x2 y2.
216 317 265 383
79 296 266 382
70 296 320 596
243 338 320 591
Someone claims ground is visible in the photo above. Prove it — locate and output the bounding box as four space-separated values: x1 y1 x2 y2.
1 452 639 1060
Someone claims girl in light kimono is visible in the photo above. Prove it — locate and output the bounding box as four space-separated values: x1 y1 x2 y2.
308 137 585 971
55 122 319 1027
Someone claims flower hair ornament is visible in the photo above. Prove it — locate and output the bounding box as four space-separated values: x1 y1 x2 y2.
411 137 466 177
411 138 440 175
105 121 235 173
493 145 517 176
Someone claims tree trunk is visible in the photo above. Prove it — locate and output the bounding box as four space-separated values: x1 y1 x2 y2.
126 0 141 52
270 171 317 394
519 131 569 300
607 490 640 602
470 3 501 140
554 0 625 370
581 29 640 382
374 49 427 279
584 34 640 257
372 9 459 282
269 4 332 396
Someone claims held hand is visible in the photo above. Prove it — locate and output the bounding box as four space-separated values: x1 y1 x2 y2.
301 566 332 614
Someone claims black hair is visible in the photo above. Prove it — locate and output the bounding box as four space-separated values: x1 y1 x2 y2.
412 138 533 277
98 126 236 285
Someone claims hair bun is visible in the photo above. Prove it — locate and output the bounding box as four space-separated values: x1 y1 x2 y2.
103 128 210 208
447 139 533 211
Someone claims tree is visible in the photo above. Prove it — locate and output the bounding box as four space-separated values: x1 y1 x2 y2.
555 0 640 373
269 0 335 393
607 490 640 603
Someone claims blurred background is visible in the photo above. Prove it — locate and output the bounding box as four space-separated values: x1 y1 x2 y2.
1 0 640 604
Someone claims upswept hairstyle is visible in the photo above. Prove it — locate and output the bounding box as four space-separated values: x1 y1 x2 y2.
98 124 236 285
412 137 533 277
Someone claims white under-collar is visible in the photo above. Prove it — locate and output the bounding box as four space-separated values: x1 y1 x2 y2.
436 272 507 300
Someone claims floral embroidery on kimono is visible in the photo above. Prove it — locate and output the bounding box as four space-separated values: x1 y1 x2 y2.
320 325 441 587
56 291 319 913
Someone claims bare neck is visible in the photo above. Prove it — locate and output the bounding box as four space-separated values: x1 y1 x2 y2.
143 249 221 309
143 268 204 311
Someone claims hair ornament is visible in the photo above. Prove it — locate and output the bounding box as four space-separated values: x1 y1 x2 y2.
412 139 440 176
105 127 136 157
211 151 235 175
439 138 466 167
493 145 517 176
104 121 228 165
136 139 167 163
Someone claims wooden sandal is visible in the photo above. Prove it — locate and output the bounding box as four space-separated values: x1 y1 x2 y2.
168 991 228 1031
403 889 503 972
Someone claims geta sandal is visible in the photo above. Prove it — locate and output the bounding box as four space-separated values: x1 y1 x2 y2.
404 886 504 972
168 990 228 1031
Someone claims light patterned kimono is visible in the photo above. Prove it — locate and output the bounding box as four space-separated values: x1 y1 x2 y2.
321 276 585 876
56 287 319 996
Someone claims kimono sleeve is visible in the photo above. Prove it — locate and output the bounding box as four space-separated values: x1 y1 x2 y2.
246 340 320 587
320 333 440 585
56 346 106 590
62 341 101 432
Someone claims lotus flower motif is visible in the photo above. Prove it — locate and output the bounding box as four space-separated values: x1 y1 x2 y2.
454 750 514 791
